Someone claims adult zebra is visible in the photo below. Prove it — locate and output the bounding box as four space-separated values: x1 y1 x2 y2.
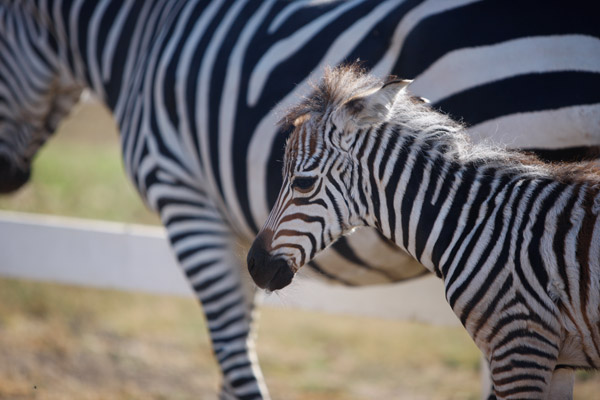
1 0 599 399
247 64 600 400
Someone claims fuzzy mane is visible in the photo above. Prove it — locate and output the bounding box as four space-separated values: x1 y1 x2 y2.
280 64 383 129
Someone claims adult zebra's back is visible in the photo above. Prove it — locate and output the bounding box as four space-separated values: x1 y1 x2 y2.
1 1 599 399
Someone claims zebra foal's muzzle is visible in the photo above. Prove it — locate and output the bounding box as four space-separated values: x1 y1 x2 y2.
247 230 295 291
0 155 31 193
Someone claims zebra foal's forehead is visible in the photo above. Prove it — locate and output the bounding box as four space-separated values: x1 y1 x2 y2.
283 124 315 173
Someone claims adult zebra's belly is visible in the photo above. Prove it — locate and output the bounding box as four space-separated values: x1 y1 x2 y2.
300 227 426 286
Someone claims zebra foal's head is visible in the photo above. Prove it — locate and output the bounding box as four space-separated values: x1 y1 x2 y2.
0 4 82 193
247 65 414 291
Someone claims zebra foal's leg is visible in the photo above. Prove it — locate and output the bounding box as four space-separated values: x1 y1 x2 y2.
159 198 269 400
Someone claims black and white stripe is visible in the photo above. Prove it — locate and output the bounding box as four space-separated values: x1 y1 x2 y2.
250 65 600 399
2 1 600 398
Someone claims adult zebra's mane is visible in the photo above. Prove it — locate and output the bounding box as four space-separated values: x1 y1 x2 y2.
285 64 600 186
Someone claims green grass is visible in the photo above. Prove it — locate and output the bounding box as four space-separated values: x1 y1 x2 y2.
0 102 158 225
0 102 598 399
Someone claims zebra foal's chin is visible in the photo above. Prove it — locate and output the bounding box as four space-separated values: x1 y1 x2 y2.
252 64 600 399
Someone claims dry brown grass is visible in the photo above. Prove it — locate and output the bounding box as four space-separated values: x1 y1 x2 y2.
0 278 218 400
0 277 481 400
0 278 599 400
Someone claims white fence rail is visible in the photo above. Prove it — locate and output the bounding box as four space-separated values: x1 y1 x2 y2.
0 210 459 325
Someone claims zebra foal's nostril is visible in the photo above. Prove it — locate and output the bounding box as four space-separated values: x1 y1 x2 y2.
247 241 268 286
247 255 256 275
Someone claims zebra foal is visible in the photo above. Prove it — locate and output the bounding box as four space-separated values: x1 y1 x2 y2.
247 65 600 399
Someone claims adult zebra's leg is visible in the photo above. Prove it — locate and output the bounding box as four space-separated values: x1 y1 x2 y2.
159 199 269 400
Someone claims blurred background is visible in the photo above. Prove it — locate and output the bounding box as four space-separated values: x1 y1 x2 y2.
0 99 598 399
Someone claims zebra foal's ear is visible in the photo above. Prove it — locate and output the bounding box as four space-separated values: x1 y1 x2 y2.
331 79 410 151
343 79 411 127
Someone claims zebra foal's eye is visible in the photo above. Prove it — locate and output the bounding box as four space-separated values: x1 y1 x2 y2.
291 176 317 192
